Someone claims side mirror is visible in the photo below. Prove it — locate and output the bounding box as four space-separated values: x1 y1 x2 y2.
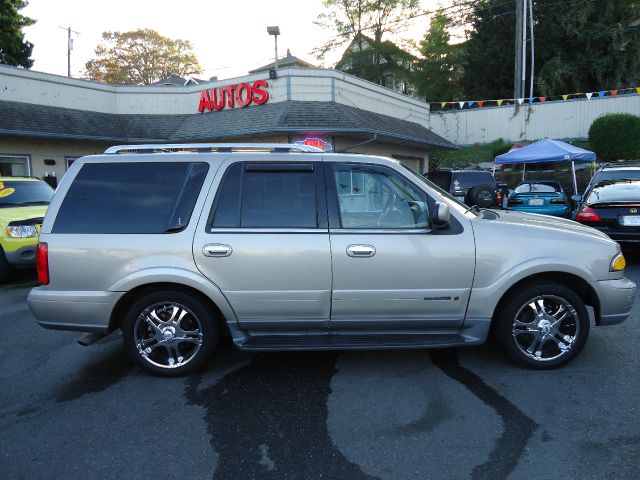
431 202 450 228
571 195 582 202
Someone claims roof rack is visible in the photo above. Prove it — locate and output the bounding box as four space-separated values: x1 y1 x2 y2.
104 143 323 154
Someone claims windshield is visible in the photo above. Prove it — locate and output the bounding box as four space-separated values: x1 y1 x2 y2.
401 165 479 216
514 182 562 193
592 169 640 185
587 180 640 204
0 180 54 208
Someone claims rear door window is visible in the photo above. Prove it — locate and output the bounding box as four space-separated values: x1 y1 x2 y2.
211 162 320 229
53 162 209 233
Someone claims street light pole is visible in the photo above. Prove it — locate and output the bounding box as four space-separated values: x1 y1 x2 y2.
267 26 280 70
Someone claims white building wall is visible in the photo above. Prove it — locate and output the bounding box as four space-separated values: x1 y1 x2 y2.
430 95 640 145
0 65 431 125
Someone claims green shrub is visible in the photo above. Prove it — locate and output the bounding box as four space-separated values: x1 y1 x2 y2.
491 140 513 157
588 113 640 161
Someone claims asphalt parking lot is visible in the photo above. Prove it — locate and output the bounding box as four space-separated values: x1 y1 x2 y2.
1 259 638 480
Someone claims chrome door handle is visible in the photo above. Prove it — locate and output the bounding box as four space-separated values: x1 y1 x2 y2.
346 244 376 258
203 244 232 257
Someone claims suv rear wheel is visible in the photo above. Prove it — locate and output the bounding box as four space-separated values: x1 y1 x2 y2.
495 282 590 369
122 290 217 376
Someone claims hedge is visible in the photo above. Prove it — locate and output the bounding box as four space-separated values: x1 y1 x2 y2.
588 113 640 161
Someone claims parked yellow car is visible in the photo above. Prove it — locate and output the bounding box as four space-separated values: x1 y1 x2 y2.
0 177 54 282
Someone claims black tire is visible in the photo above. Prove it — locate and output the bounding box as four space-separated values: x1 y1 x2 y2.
122 290 218 377
495 282 590 369
0 246 15 283
465 184 497 208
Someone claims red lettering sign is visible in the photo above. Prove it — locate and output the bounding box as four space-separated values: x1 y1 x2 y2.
198 80 269 113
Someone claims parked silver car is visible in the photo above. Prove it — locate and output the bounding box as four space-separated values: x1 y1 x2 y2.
27 144 635 376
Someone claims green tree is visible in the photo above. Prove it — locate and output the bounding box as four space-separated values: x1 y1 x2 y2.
535 0 640 95
0 0 35 68
84 29 202 85
458 0 516 99
454 0 640 99
315 0 419 85
414 11 463 101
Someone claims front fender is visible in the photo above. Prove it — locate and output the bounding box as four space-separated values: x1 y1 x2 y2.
467 257 596 319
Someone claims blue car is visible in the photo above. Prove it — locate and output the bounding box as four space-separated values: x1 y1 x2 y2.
507 180 570 217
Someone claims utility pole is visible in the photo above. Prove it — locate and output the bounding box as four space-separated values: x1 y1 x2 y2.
60 26 80 77
513 0 523 101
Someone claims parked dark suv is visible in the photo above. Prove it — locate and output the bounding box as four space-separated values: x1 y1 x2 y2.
426 169 503 208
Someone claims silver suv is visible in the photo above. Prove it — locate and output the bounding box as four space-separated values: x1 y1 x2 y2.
27 144 635 376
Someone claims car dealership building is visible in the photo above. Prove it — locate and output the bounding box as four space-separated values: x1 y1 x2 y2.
0 64 454 183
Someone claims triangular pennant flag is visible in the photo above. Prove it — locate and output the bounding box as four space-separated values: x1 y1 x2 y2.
468 100 475 107
598 91 605 98
497 99 503 106
539 97 546 102
458 101 465 108
528 97 534 104
562 94 569 101
477 100 484 108
517 98 524 105
440 102 447 108
636 87 640 95
586 92 593 100
610 90 618 97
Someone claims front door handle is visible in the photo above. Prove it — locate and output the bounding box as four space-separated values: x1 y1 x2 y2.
203 244 233 257
346 244 376 258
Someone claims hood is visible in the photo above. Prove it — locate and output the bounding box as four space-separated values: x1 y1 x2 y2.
0 205 48 227
478 209 615 244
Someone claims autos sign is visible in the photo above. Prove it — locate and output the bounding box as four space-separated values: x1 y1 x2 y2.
198 80 269 113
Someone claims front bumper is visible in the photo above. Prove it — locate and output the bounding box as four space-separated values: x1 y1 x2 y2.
4 243 37 267
27 288 124 333
590 278 636 325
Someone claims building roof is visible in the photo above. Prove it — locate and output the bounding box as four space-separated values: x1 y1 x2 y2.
0 99 454 149
249 50 315 73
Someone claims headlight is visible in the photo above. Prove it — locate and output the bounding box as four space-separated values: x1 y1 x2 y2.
5 225 38 238
610 252 626 271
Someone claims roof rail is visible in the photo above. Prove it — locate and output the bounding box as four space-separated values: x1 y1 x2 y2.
104 143 324 154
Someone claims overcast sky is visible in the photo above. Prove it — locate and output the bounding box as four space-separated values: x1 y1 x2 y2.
22 0 447 81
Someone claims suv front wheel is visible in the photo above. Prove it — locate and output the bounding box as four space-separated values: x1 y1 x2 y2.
122 290 217 376
495 282 590 369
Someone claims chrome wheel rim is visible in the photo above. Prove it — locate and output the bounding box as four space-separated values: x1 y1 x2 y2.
512 295 580 362
133 302 203 369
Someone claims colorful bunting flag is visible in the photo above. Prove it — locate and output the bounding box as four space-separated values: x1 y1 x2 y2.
440 102 447 108
637 87 640 95
528 97 534 104
562 94 569 101
497 99 503 106
458 101 465 109
477 101 484 108
586 92 593 100
468 100 475 107
610 90 618 97
539 97 546 102
517 98 524 105
597 91 605 98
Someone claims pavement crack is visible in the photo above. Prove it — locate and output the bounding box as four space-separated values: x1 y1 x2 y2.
430 349 538 480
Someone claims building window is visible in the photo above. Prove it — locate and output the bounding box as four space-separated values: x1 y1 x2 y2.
65 156 79 170
0 155 30 177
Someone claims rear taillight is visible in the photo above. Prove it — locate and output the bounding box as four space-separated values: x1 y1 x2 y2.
550 198 566 204
36 242 49 285
575 206 601 223
496 191 503 205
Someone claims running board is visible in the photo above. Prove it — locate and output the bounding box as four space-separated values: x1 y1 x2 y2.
239 333 466 351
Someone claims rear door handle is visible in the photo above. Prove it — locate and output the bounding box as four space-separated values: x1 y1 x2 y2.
346 244 376 258
203 244 233 257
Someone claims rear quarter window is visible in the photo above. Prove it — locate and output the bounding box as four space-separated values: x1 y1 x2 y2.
52 162 209 233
